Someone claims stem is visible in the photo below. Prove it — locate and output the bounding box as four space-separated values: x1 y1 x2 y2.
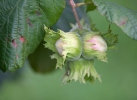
69 0 82 29
75 2 92 7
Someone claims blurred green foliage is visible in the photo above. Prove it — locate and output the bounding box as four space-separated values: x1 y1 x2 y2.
0 0 137 100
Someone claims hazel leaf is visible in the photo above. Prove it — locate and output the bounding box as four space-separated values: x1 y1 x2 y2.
0 0 65 72
92 0 137 40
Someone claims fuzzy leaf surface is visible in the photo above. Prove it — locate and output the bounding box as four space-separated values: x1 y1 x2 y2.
0 0 65 72
92 0 137 40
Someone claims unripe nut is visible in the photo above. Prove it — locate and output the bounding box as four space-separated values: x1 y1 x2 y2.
82 32 107 61
55 39 65 56
87 35 107 52
55 32 82 61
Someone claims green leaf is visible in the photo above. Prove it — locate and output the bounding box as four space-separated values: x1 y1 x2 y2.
92 0 137 40
28 42 56 73
0 0 65 72
84 0 96 12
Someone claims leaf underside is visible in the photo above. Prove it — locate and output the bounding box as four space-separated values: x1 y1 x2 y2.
92 0 137 40
0 0 65 72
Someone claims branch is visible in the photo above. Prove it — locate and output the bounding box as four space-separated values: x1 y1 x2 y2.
69 0 82 29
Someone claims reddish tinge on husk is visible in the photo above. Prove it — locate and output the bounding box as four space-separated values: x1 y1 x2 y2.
82 32 108 62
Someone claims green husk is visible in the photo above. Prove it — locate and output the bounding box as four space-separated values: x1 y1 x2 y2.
44 26 82 69
82 32 108 62
63 58 101 84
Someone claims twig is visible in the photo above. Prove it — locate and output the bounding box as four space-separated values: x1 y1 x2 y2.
75 2 92 7
69 0 82 29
